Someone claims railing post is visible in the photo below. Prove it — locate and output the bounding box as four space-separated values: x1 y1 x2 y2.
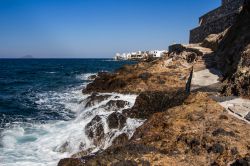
186 66 194 94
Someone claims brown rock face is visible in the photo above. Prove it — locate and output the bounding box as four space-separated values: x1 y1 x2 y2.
107 112 127 129
82 56 190 94
58 3 250 166
87 74 97 80
58 158 82 166
59 93 250 166
85 115 105 146
83 72 127 93
112 133 129 146
84 93 111 108
123 90 188 119
216 3 250 98
201 31 227 51
102 100 130 112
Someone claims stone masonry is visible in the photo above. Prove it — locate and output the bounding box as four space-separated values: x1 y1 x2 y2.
189 0 244 43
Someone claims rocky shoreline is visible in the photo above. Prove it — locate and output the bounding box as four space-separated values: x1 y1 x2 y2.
58 2 250 166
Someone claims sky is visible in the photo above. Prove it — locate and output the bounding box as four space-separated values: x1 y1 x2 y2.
0 0 221 58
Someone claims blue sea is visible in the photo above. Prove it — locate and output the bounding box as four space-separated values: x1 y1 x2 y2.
0 59 142 166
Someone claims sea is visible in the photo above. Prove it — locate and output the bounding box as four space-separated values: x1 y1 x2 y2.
0 59 144 166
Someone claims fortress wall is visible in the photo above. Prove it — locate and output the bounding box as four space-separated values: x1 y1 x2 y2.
190 13 238 43
189 0 244 43
222 0 237 5
199 0 244 26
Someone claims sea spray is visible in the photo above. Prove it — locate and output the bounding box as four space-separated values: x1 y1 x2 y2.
0 73 144 166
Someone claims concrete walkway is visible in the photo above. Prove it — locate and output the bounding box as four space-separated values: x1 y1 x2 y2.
191 68 222 91
219 98 250 123
189 51 250 123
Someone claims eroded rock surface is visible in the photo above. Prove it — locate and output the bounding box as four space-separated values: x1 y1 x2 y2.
83 56 190 94
201 30 227 51
107 112 127 129
216 3 250 99
85 115 105 146
123 90 188 119
102 100 130 112
84 93 111 108
58 93 250 166
58 3 250 166
111 133 129 146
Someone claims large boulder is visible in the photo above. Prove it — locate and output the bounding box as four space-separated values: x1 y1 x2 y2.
102 100 130 112
83 72 127 93
107 112 127 129
85 115 105 146
168 44 208 63
87 74 97 80
201 31 227 51
123 90 188 119
84 93 111 108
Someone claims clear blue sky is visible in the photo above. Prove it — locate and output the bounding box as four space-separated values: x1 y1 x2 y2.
0 0 220 58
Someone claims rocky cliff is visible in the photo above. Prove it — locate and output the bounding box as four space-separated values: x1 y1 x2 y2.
58 2 250 166
216 1 250 99
59 93 250 166
83 57 190 94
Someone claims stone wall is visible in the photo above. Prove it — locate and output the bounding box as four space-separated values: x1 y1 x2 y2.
199 0 244 26
189 0 244 44
222 0 236 5
190 13 238 44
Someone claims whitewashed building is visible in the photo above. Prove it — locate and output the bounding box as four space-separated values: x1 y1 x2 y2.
114 50 167 60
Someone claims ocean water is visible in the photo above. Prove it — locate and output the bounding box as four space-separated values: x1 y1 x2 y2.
0 59 144 166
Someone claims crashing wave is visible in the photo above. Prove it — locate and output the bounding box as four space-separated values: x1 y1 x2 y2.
0 73 144 166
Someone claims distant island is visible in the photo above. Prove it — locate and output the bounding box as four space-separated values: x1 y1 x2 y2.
20 55 34 59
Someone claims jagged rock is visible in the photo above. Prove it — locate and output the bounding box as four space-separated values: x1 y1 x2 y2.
102 100 130 112
201 31 227 51
216 3 250 99
88 75 97 80
123 90 188 119
58 3 250 166
208 143 225 154
168 44 203 56
85 115 105 146
59 93 250 166
84 93 111 108
58 158 82 166
57 141 70 153
231 156 250 166
107 112 127 129
168 44 209 63
82 56 189 94
71 148 95 158
212 128 235 137
83 72 127 93
112 133 129 146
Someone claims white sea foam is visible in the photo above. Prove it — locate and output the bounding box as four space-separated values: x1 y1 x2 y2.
0 73 144 166
75 73 97 81
45 72 57 74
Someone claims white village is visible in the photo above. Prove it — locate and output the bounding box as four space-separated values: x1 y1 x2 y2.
114 50 168 60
